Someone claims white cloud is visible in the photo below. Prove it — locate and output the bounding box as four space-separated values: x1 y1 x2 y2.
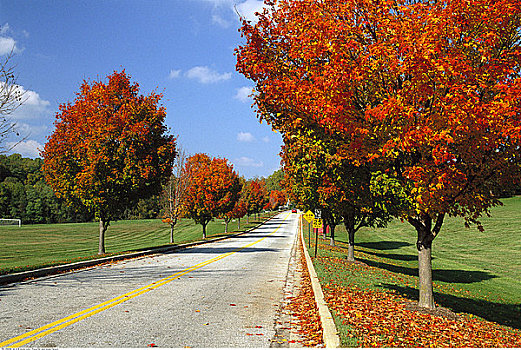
262 136 270 143
234 86 253 103
0 36 18 55
235 0 267 23
4 84 52 120
234 156 263 168
200 0 234 5
0 24 10 35
0 23 22 55
168 69 181 79
6 140 43 159
13 122 48 136
237 132 255 142
185 66 231 84
212 14 231 28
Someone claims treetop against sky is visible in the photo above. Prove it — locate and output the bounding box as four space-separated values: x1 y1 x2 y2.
0 0 281 179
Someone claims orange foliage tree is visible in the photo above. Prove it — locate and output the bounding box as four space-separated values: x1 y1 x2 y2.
244 179 268 219
42 71 176 254
222 198 248 233
237 0 521 308
182 153 242 239
269 189 286 210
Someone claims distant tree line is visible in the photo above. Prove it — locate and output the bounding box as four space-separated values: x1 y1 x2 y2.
0 154 162 224
0 154 90 223
0 153 286 225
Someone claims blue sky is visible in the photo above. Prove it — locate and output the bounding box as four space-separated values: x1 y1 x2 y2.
0 0 282 179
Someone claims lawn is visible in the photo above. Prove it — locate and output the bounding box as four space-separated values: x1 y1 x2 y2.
304 196 521 347
0 214 271 275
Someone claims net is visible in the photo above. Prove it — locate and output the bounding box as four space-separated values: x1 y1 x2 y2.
0 218 21 227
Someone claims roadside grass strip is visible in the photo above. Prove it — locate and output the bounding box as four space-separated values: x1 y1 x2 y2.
0 212 292 348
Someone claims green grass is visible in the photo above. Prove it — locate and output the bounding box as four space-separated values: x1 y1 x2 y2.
304 196 521 342
0 214 272 275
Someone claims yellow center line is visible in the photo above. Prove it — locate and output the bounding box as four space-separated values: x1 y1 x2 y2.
1 213 292 348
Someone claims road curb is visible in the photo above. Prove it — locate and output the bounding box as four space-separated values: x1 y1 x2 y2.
0 215 274 286
299 215 341 348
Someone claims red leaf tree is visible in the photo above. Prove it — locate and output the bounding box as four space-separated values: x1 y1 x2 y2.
269 189 286 211
42 70 176 254
237 0 521 308
182 153 242 239
244 179 269 219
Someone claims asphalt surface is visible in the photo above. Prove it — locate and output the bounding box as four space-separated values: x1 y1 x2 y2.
0 211 300 348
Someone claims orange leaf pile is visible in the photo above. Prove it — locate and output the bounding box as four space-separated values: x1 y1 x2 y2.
324 283 521 347
287 237 324 347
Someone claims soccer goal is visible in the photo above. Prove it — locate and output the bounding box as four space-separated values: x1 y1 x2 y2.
0 218 21 227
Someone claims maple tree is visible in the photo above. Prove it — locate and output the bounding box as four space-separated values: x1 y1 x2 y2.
229 198 248 231
237 0 521 308
268 189 286 211
182 153 241 238
42 70 176 254
282 127 392 257
244 179 269 219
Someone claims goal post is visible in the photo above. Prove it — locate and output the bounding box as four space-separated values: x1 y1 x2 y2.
0 218 21 227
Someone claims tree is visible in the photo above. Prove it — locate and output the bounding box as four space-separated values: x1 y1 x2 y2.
221 198 248 233
42 70 176 254
269 189 286 210
244 179 268 219
233 199 248 230
0 51 26 153
282 127 392 256
161 146 191 243
236 0 521 308
265 169 284 192
182 153 241 239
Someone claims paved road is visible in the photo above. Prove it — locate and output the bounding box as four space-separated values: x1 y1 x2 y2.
0 211 301 348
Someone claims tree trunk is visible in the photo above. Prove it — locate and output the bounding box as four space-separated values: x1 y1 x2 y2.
238 217 241 230
170 224 174 244
409 213 444 309
418 243 435 308
329 225 336 247
202 222 207 239
345 217 355 262
98 218 109 255
225 220 229 233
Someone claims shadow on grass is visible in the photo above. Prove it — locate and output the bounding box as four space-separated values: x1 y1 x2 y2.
356 258 497 284
381 283 521 330
359 249 418 262
357 241 413 250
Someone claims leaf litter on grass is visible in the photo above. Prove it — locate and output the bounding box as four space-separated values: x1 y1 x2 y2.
313 241 521 347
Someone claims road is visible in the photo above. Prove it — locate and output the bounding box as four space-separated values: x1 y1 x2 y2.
0 211 301 348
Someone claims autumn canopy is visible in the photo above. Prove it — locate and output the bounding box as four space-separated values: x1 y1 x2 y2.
236 0 521 308
42 71 176 254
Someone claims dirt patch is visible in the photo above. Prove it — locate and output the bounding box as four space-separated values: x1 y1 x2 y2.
403 301 459 321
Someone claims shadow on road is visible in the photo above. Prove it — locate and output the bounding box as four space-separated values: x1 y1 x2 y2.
172 246 280 255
